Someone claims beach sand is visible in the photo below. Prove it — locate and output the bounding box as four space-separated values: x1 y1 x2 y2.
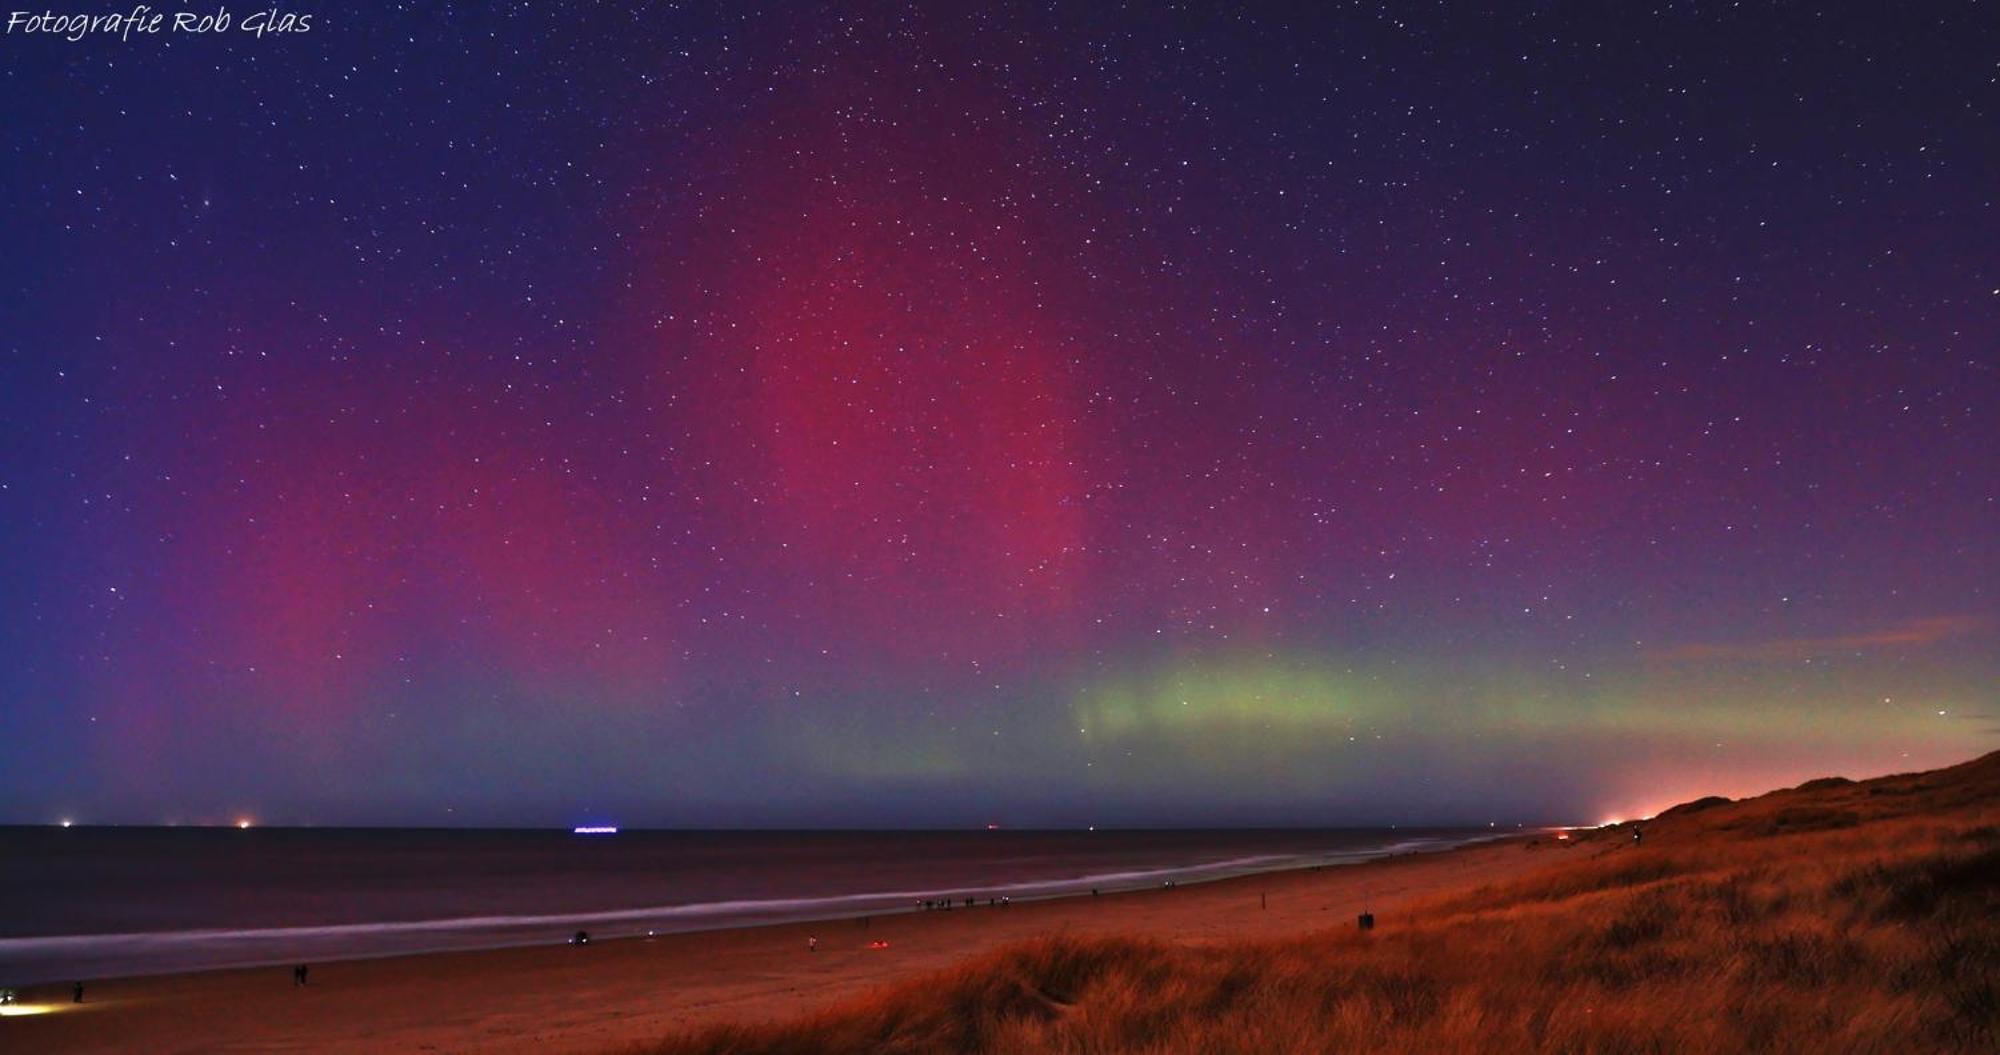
2 837 1566 1054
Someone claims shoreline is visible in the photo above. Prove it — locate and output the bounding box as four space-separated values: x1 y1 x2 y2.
0 830 1521 987
2 833 1567 1054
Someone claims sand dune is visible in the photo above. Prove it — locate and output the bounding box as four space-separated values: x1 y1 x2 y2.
647 750 2000 1054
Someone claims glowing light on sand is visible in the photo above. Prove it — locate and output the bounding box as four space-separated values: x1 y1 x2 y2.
0 1003 59 1017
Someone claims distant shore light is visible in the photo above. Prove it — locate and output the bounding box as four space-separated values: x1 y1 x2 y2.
572 825 619 834
237 819 253 829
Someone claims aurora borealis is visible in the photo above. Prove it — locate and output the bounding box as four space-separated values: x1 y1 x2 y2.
1 3 1994 828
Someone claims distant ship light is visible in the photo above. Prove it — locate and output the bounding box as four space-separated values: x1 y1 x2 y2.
572 826 619 835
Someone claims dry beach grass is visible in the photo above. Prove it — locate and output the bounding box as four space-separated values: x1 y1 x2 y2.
642 753 2000 1054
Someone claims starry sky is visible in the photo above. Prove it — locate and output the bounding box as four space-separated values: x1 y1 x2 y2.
1 2 1994 828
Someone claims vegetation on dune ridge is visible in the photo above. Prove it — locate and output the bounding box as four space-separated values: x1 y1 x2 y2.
635 752 2000 1054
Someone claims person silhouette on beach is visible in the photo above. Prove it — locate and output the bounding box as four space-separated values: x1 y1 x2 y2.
807 935 818 952
72 981 84 1003
294 964 309 986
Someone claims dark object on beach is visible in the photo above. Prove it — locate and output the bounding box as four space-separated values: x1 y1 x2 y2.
1091 888 1099 897
807 935 818 952
293 964 309 986
1261 892 1267 910
73 981 85 1003
1633 827 1644 845
1358 912 1375 931
571 930 590 945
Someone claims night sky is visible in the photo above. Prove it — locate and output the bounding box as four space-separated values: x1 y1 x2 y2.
2 3 1994 829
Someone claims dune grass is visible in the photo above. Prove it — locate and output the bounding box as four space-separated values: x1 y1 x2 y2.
635 753 2000 1053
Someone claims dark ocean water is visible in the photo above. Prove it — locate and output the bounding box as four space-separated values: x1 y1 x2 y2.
0 826 1499 984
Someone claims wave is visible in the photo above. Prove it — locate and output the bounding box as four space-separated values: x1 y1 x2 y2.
0 833 1497 984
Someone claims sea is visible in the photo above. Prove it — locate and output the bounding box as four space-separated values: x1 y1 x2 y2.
0 826 1500 985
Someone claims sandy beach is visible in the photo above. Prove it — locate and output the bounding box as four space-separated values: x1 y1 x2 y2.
2 837 1562 1054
